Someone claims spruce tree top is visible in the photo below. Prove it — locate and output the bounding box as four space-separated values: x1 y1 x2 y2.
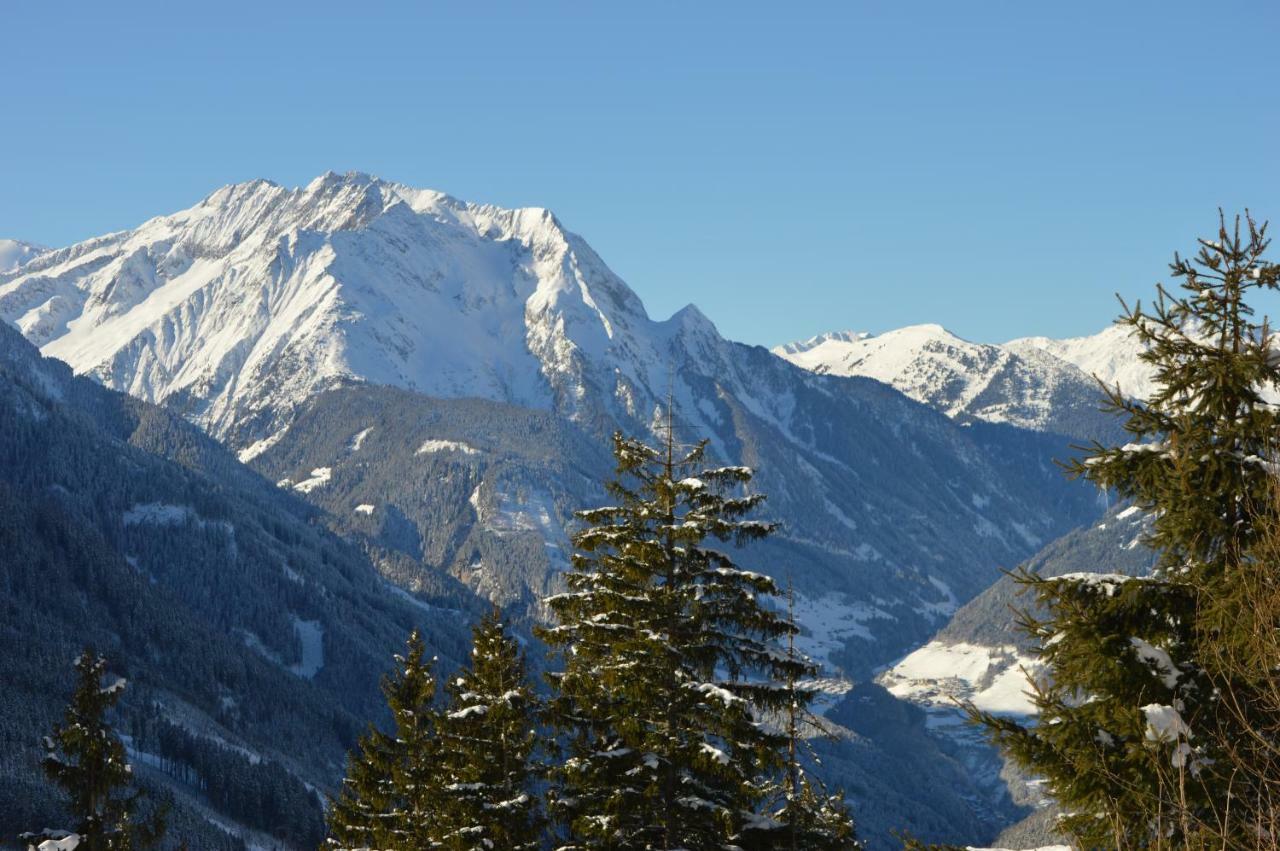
1068 212 1280 578
43 650 134 815
547 430 807 702
973 213 1280 848
33 648 164 851
437 608 541 851
540 427 815 849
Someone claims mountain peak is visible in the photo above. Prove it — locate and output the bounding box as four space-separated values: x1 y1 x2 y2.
308 168 369 187
774 329 869 356
1006 324 1154 400
0 173 716 448
0 239 51 274
669 302 714 329
891 322 955 339
775 321 1131 439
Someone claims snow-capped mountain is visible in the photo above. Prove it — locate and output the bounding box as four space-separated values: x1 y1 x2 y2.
0 270 1067 850
773 325 1112 439
1006 323 1155 402
775 323 1152 441
0 172 1102 678
0 239 48 273
2 172 676 451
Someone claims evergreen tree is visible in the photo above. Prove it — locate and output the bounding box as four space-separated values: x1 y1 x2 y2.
971 213 1280 848
754 587 859 851
540 426 825 850
767 777 859 851
327 630 443 850
26 648 164 851
1203 474 1280 840
435 608 541 851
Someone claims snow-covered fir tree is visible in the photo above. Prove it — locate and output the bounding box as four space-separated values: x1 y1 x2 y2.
435 608 541 851
762 776 859 851
327 630 443 850
973 213 1280 848
540 426 853 849
26 648 164 851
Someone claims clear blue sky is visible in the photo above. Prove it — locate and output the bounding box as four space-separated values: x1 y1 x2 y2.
2 2 1277 346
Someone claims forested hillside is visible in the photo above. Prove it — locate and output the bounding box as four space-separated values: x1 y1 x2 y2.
0 321 480 848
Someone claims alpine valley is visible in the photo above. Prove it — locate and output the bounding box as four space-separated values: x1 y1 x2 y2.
0 173 1157 849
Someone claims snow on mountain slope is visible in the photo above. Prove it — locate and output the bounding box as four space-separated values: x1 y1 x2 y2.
774 325 1119 440
875 503 1158 818
1006 323 1155 401
881 640 1040 718
1 173 626 448
0 173 753 465
879 504 1155 718
0 172 1105 677
0 239 48 273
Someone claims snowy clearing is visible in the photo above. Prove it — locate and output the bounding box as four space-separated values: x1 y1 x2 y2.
791 590 896 662
349 426 373 451
416 438 480 455
879 641 1040 717
290 467 332 493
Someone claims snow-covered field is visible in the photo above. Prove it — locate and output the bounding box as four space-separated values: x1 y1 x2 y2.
879 640 1040 718
286 467 331 493
416 438 480 455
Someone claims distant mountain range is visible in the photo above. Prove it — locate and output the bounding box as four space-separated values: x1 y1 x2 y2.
0 172 1103 677
0 172 1162 847
774 323 1152 441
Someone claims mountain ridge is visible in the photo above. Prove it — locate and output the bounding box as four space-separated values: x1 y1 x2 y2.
0 316 481 848
774 322 1150 441
0 238 48 273
1 171 1104 678
0 171 706 453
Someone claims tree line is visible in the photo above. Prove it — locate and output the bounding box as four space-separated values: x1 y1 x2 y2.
24 427 859 850
324 430 860 850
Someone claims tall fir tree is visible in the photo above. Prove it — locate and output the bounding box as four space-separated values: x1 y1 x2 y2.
327 630 443 850
971 213 1280 848
27 648 164 851
435 608 541 851
540 425 838 850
